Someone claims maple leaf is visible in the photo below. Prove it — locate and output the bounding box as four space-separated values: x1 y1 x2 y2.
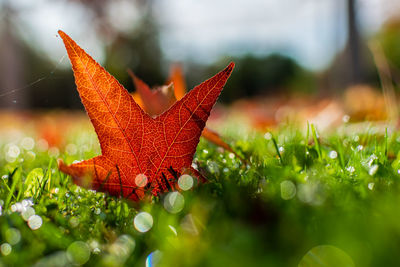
129 66 244 160
57 30 234 201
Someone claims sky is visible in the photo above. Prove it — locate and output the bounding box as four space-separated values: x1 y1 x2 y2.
4 0 400 71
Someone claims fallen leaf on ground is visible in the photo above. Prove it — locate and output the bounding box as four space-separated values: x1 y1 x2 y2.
57 30 234 201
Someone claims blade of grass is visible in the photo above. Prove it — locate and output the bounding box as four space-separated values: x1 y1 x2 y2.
46 158 54 192
4 167 20 209
311 124 322 160
271 134 283 164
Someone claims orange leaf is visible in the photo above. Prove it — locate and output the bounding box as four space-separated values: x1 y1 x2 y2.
128 69 176 116
57 30 234 201
167 63 187 100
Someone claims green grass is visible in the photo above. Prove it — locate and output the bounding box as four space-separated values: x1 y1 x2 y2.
1 120 400 266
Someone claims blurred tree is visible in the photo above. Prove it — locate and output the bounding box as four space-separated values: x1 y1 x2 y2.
0 3 27 109
104 9 164 92
324 0 383 94
345 0 363 84
199 54 316 103
378 18 400 87
70 0 165 91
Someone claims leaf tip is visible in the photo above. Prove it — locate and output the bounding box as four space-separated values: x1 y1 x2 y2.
57 30 67 39
224 62 235 75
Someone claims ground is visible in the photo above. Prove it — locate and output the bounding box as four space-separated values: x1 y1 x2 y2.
1 112 400 267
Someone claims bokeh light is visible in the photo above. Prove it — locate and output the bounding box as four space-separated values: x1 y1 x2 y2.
28 215 43 230
67 241 91 265
163 192 184 214
146 250 162 267
177 174 194 191
134 212 153 233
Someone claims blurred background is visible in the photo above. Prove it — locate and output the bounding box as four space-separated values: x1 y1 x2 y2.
1 0 400 128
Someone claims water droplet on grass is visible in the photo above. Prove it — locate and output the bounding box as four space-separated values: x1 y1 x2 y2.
69 217 79 228
134 212 153 233
264 132 272 140
346 166 355 173
328 150 338 159
67 241 91 265
280 180 296 200
369 164 379 176
21 137 35 150
168 225 177 236
5 228 21 245
0 243 12 256
178 175 193 191
7 144 20 158
146 250 162 267
299 245 354 267
368 182 375 190
207 161 220 174
163 192 184 214
28 215 42 230
21 207 35 221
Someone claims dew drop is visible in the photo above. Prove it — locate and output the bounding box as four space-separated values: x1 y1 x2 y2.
299 245 354 267
163 192 184 214
21 207 35 221
346 166 355 173
369 164 379 176
264 132 272 140
5 228 21 245
0 243 12 256
280 180 296 200
146 250 162 267
7 144 20 158
28 215 43 230
328 150 338 159
178 174 194 191
67 241 91 265
134 212 153 233
21 137 35 150
368 182 375 190
168 225 177 236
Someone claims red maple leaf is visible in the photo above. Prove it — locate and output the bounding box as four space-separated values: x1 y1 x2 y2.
57 30 234 201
